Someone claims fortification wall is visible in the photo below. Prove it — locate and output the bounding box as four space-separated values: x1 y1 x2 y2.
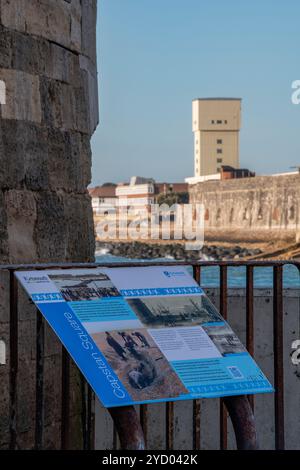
189 174 300 242
0 0 98 449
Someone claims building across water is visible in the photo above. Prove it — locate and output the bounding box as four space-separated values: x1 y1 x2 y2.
192 98 242 178
89 177 188 214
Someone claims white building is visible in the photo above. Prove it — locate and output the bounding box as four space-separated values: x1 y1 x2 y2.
116 177 155 209
89 186 117 213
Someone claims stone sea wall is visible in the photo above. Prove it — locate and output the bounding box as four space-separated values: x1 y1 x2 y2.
189 174 300 243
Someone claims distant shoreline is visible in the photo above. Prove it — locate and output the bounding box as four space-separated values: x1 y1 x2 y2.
95 240 262 262
95 239 300 262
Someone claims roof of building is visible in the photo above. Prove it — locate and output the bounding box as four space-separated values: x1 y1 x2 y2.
130 176 155 185
221 165 254 173
193 97 242 101
88 186 116 198
155 182 188 193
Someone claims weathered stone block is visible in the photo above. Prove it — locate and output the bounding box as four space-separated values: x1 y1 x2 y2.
44 322 62 358
16 362 36 447
43 421 62 450
9 29 80 86
0 120 26 189
31 190 95 262
0 191 8 261
80 55 99 133
17 284 36 322
34 191 67 262
5 190 38 263
1 121 92 193
18 319 36 360
81 0 97 64
40 77 89 134
0 25 12 68
73 75 90 134
68 131 92 190
68 364 84 418
1 0 81 53
11 29 44 77
45 128 90 192
0 68 41 123
0 270 9 323
44 43 80 86
1 120 49 191
62 192 95 261
43 355 62 427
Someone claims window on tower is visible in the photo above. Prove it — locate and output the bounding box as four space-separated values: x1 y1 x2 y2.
217 148 222 154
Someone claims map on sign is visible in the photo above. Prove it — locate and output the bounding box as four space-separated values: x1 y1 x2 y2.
16 266 274 407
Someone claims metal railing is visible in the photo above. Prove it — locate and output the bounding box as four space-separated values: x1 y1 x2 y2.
1 259 299 450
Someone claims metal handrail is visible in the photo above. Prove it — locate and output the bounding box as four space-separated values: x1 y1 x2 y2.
0 259 299 270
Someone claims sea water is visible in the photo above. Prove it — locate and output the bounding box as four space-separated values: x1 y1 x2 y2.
95 253 300 289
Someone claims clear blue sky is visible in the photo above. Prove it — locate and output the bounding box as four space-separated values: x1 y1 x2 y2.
91 0 300 185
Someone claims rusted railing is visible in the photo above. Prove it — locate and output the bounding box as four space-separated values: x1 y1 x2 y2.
2 259 299 450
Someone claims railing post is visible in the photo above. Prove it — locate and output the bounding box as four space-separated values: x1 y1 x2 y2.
193 265 201 450
35 309 45 449
220 265 228 450
223 395 259 450
9 270 18 450
273 265 285 450
61 348 70 449
246 265 255 410
109 406 145 450
220 264 259 450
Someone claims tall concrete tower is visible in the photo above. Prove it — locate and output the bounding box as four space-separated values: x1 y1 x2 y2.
192 98 241 177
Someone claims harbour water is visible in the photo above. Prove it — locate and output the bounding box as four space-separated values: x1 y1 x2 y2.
95 252 300 288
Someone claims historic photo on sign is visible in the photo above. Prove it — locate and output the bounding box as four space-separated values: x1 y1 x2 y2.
92 329 188 401
127 295 222 328
202 323 246 356
49 272 120 301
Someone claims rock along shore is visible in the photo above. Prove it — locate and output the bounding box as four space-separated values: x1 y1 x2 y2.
95 241 262 261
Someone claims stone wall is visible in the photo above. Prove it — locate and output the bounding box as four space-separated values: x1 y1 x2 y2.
189 174 300 242
0 1 98 449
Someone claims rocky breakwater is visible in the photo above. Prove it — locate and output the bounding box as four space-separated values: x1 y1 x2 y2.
96 241 262 261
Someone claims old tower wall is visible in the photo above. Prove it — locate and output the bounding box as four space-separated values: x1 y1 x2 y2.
0 0 98 448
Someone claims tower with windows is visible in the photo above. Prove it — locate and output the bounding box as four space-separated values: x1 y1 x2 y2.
192 98 241 176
